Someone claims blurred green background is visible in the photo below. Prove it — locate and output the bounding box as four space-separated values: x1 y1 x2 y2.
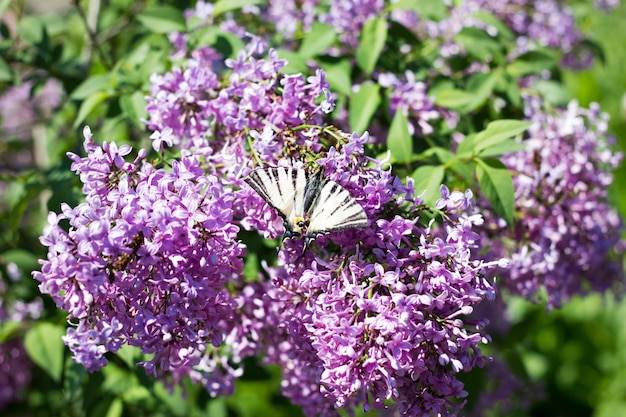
1 1 626 416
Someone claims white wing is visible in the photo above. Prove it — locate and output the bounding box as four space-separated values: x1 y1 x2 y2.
307 179 368 236
244 167 307 227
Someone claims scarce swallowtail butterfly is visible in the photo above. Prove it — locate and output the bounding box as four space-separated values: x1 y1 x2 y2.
244 167 368 242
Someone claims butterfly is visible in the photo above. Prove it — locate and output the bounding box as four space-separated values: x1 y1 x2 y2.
244 167 368 242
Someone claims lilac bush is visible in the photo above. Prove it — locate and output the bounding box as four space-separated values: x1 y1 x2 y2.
0 270 42 410
32 35 507 414
13 0 624 415
479 96 624 308
34 126 244 383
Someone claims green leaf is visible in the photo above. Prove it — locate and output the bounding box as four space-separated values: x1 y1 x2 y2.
276 49 308 74
119 92 147 128
299 22 336 59
154 381 188 416
356 17 387 75
411 165 445 206
213 0 264 16
477 138 526 158
24 322 66 382
449 160 476 183
437 73 497 113
388 0 447 21
387 110 413 165
455 27 503 63
243 252 259 282
349 83 381 133
531 79 571 106
115 344 143 369
0 0 11 16
64 360 87 401
71 74 112 99
476 158 515 227
102 363 136 395
137 6 186 34
1 248 40 272
105 398 123 417
466 71 497 105
17 15 45 44
418 146 454 164
212 32 245 59
474 120 532 154
457 133 476 156
318 58 352 96
434 89 476 111
73 91 111 129
472 11 514 41
0 321 21 343
506 49 558 76
0 56 12 82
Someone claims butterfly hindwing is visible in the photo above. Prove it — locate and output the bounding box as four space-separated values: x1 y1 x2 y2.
307 179 368 235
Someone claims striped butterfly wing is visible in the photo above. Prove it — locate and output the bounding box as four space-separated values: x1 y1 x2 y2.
244 167 307 227
306 179 368 236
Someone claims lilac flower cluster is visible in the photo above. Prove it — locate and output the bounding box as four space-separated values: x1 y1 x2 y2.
318 0 385 48
233 130 501 416
33 127 244 384
0 269 42 410
465 357 541 417
0 78 63 140
480 97 624 308
0 338 31 410
0 79 64 186
395 0 604 69
379 71 457 139
145 38 333 167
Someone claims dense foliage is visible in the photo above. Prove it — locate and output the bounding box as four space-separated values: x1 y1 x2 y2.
1 0 625 416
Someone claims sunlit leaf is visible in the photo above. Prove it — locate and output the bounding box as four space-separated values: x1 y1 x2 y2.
349 83 381 133
137 6 186 34
388 0 447 20
73 91 111 129
473 120 532 154
0 56 12 82
388 110 413 165
476 158 515 227
319 58 352 96
213 0 264 16
71 74 112 99
411 165 445 206
24 322 66 382
299 22 336 58
506 49 558 76
120 92 147 128
356 17 387 75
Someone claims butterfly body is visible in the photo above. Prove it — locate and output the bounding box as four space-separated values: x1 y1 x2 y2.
244 167 368 241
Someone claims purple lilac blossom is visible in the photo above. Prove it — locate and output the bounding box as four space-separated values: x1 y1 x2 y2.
0 79 64 184
0 339 31 410
0 272 41 410
264 0 320 39
595 0 621 11
234 131 501 416
145 41 331 170
379 72 448 137
0 79 63 140
318 0 385 49
39 37 500 415
33 127 244 388
479 96 624 308
464 357 542 417
395 0 601 69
